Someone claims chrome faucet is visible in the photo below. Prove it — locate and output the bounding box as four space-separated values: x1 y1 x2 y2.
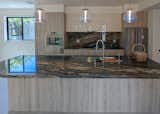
94 40 105 67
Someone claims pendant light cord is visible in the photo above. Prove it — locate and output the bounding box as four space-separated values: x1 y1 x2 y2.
121 0 123 14
83 0 85 9
37 0 39 8
129 0 132 10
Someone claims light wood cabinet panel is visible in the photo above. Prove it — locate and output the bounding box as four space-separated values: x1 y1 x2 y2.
123 11 148 28
122 28 148 56
46 13 64 32
8 78 160 112
35 12 65 55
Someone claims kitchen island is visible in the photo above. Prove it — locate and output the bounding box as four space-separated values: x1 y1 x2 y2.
0 55 160 78
1 55 160 112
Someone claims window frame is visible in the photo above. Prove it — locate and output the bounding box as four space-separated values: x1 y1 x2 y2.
6 17 35 40
8 55 36 73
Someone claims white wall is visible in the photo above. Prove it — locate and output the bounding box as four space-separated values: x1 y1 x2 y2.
148 9 160 63
0 9 35 61
0 78 8 114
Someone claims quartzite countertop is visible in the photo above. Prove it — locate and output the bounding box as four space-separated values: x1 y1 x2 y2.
0 55 160 78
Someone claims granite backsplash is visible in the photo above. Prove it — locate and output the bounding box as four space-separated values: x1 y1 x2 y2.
65 32 122 49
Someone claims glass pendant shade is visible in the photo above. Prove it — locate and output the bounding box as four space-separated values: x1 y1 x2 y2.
123 9 137 23
35 8 45 23
80 9 90 23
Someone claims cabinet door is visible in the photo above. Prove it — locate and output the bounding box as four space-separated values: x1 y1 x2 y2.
35 12 65 55
46 13 64 32
123 11 148 28
122 28 148 56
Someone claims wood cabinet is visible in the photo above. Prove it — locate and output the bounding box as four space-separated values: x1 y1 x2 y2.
9 78 160 112
122 11 148 28
35 12 65 55
46 13 65 32
121 28 148 56
121 11 148 56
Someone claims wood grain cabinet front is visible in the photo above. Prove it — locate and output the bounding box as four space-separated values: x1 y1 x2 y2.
35 12 65 55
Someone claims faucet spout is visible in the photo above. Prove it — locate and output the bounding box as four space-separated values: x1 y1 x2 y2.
94 40 105 67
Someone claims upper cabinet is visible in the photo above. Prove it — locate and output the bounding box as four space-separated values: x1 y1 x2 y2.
65 7 122 32
35 12 65 55
66 13 122 32
123 11 148 28
46 13 65 32
121 11 148 56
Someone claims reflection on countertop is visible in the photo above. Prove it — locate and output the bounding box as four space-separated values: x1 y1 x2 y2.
0 55 160 78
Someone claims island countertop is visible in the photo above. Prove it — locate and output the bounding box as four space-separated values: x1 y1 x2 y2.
0 55 160 78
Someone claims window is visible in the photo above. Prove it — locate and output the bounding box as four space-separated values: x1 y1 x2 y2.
8 55 36 73
7 17 35 40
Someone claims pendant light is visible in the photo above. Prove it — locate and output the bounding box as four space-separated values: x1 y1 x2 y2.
35 8 44 23
123 0 137 23
35 0 45 23
80 0 90 23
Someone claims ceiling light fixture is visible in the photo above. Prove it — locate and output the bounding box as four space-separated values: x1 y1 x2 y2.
35 8 44 23
80 0 90 23
35 0 45 23
80 9 90 23
123 0 137 23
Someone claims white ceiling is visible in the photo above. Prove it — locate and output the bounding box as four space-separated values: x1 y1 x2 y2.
38 0 144 6
0 0 145 8
0 0 34 8
1 0 159 9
